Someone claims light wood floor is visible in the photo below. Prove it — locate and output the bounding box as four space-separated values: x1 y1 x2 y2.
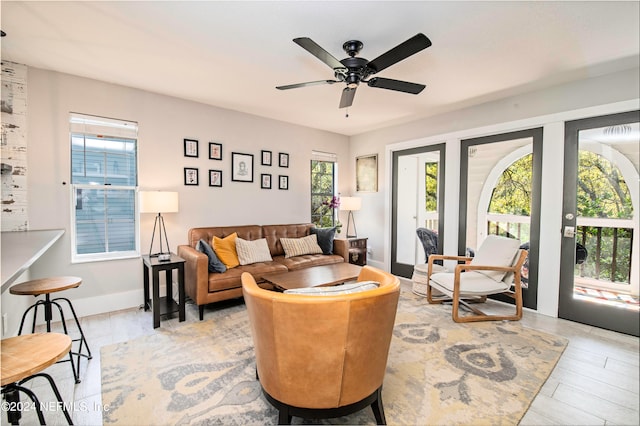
9 283 640 425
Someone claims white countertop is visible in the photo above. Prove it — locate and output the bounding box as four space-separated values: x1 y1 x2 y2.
1 229 65 292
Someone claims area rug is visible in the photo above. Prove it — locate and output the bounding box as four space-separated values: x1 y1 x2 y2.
101 288 567 425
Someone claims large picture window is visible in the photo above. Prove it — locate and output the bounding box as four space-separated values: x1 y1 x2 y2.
70 113 138 262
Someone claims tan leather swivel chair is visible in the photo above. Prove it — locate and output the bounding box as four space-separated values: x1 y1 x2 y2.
241 266 400 425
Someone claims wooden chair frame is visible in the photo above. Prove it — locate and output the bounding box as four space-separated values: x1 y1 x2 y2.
426 250 528 323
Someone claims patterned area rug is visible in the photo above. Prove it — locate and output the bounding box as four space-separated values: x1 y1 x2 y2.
101 288 567 425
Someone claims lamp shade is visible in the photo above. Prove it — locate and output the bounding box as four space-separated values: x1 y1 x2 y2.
340 196 362 211
139 191 179 214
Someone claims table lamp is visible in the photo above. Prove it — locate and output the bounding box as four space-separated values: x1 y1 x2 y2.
139 191 179 258
341 196 362 238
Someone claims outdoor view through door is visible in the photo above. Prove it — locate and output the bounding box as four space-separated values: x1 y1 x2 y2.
560 111 639 336
460 129 543 310
391 144 445 278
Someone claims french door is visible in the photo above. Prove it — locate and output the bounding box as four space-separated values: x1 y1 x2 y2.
560 111 639 336
459 128 543 310
391 144 445 278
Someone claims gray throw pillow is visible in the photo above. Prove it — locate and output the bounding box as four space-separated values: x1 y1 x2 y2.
310 226 336 255
197 239 227 273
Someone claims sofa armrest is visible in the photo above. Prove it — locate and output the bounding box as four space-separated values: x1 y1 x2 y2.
177 244 209 306
333 238 350 263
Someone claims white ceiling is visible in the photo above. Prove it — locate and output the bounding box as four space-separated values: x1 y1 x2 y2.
2 1 639 136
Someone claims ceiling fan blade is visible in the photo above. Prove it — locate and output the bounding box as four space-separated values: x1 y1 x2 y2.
276 80 338 90
339 87 357 108
367 77 425 94
293 37 345 70
367 33 432 74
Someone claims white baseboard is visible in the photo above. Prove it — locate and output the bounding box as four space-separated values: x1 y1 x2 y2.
73 289 144 318
25 289 144 327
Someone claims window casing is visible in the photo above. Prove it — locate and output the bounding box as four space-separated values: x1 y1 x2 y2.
70 113 139 262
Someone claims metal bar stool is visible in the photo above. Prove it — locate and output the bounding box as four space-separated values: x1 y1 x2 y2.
1 333 74 425
10 277 92 384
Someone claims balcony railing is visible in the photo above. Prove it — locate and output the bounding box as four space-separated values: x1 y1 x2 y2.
486 214 633 287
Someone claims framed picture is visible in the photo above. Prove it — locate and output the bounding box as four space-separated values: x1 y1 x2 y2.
278 175 289 190
184 139 199 158
184 167 199 185
279 152 289 168
261 150 272 166
356 154 378 192
209 169 222 187
209 142 222 160
261 173 272 189
231 152 254 182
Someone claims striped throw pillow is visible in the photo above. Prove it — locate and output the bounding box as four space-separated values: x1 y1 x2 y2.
284 281 379 295
280 234 323 258
235 237 273 265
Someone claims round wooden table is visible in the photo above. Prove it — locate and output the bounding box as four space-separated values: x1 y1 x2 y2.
1 333 74 424
9 276 81 297
9 276 91 384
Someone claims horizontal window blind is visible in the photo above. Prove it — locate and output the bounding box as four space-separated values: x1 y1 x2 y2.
70 113 139 261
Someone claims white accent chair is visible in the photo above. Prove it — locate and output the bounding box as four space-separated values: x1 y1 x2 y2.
426 235 528 323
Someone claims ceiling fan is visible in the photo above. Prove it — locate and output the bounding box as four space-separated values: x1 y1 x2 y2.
276 33 432 109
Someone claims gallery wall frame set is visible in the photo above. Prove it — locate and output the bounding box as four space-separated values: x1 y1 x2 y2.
182 138 291 188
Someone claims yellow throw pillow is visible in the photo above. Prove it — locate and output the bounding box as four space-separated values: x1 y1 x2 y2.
212 232 240 269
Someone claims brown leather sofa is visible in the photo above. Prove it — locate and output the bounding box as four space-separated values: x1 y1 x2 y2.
177 223 349 319
241 265 401 425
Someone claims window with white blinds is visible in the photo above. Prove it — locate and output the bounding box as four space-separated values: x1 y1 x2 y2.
69 113 138 262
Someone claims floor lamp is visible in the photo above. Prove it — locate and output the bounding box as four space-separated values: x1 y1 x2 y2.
139 191 179 257
341 196 362 238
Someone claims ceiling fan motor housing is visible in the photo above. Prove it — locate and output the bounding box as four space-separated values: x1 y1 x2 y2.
338 56 371 87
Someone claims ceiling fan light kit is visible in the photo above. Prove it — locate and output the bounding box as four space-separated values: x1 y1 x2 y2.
277 33 432 109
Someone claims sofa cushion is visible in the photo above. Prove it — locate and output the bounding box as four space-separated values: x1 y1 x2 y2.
236 237 273 265
310 226 336 255
262 224 315 257
212 232 240 269
284 281 379 295
196 239 227 273
188 225 262 248
208 261 287 292
280 234 323 258
273 253 344 271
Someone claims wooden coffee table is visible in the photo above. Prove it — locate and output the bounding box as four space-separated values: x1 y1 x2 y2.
262 262 362 291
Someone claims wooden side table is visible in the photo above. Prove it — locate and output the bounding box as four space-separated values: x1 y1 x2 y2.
142 254 186 329
1 333 74 425
347 238 368 266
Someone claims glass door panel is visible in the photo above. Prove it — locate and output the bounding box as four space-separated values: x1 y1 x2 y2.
392 144 445 278
459 129 543 310
560 111 639 336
